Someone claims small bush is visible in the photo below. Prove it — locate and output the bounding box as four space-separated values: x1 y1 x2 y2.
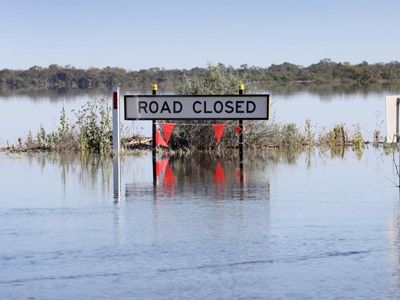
319 124 348 147
13 98 112 153
75 98 112 153
279 123 304 148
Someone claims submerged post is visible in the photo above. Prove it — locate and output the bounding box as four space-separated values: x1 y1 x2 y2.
113 156 121 200
239 83 244 171
152 84 157 187
112 87 121 199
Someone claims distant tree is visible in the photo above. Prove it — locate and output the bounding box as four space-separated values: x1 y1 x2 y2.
1 59 400 91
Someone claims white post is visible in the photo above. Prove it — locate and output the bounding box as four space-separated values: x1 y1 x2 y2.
112 87 120 154
113 155 121 200
112 87 121 199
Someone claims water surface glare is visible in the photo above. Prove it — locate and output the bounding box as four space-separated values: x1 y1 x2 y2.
1 149 400 299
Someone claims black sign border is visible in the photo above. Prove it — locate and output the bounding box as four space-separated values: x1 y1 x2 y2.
124 94 270 120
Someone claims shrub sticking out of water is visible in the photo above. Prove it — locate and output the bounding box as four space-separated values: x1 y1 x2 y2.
351 129 364 150
304 119 315 147
10 98 112 153
36 125 47 149
75 98 112 153
26 131 35 149
318 124 348 147
279 123 304 148
351 127 365 158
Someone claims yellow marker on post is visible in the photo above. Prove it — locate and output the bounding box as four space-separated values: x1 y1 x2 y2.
152 83 158 94
239 83 245 93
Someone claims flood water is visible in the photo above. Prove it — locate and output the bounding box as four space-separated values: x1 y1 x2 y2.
1 148 400 299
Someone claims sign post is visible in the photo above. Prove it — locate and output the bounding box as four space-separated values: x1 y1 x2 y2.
112 87 121 200
238 84 244 170
152 84 157 188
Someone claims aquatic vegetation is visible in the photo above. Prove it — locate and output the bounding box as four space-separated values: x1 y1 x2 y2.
318 124 348 147
279 123 304 148
75 98 112 153
304 119 315 147
7 98 114 153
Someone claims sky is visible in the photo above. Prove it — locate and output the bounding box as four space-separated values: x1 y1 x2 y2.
1 0 399 70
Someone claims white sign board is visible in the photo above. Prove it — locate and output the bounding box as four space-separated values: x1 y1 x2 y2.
124 95 269 120
386 95 400 142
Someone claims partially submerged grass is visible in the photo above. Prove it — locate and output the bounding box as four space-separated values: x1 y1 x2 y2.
6 98 125 154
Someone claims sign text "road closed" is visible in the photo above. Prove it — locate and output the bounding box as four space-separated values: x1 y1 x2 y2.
124 95 269 120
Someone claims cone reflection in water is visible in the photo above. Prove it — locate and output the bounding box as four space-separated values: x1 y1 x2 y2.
155 159 168 179
163 163 176 187
214 162 226 184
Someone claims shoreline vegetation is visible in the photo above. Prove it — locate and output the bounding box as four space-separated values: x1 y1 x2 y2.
0 63 395 156
2 59 400 92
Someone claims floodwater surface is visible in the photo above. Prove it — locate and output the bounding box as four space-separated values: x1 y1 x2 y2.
1 148 400 299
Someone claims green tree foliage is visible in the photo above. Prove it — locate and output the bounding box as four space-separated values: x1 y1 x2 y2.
2 60 400 91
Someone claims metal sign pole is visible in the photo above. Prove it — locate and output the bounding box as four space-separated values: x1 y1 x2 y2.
239 84 244 177
152 84 157 187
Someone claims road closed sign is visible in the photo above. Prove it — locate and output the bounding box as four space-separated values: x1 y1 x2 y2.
124 95 269 120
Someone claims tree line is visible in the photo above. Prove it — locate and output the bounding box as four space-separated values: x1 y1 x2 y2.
2 59 400 91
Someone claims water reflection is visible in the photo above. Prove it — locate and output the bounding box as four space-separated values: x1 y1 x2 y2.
0 88 162 101
6 146 381 203
2 84 400 100
268 83 400 98
0 88 109 101
21 152 113 196
4 146 390 203
125 152 272 203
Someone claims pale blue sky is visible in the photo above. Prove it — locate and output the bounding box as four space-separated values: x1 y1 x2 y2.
1 0 399 70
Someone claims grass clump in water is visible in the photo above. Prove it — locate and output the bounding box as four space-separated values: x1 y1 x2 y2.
8 98 113 153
